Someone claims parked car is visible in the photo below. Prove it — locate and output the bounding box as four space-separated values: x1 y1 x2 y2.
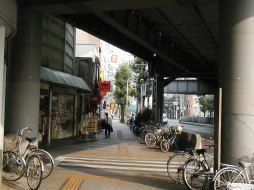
163 113 168 124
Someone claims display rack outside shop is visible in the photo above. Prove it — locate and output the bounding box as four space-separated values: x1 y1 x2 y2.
78 114 98 141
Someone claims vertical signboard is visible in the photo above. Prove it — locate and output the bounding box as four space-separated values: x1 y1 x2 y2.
140 84 146 97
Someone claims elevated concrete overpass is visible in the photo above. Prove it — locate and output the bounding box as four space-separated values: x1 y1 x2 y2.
16 0 219 128
18 0 218 84
2 0 254 177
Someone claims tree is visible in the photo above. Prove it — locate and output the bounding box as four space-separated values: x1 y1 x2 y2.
113 63 132 123
129 57 148 111
199 96 207 116
206 95 214 117
198 95 214 117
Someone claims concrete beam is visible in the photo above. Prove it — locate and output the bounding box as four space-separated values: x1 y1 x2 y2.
0 0 17 38
164 79 215 95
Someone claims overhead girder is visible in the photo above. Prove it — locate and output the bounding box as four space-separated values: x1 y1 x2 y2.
62 10 217 77
164 79 216 95
103 9 217 75
100 10 201 72
61 13 183 74
18 0 218 80
62 13 218 82
62 13 154 63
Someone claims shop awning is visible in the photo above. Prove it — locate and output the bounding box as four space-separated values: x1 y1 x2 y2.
41 67 91 92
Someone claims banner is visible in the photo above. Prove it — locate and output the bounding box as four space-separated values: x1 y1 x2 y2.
98 81 111 91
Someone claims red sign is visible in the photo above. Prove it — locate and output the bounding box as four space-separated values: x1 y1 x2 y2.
101 91 107 97
98 81 111 91
90 94 102 105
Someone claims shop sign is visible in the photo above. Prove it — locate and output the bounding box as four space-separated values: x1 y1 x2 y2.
90 94 102 105
111 55 117 63
98 81 111 92
101 91 108 97
141 84 146 96
110 103 115 110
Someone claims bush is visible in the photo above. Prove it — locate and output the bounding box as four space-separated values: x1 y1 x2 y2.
134 108 154 126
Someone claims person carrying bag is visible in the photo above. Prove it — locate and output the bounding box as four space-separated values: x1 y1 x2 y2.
104 112 113 138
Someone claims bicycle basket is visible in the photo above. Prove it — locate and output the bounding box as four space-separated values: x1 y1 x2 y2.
161 126 170 133
4 134 18 150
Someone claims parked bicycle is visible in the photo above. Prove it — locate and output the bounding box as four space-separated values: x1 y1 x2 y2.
182 149 214 190
213 160 254 190
23 136 54 179
3 127 54 189
137 122 159 144
160 125 183 152
3 127 43 189
144 124 169 148
167 150 195 183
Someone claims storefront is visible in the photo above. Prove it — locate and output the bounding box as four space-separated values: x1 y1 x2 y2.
39 67 91 146
50 92 74 139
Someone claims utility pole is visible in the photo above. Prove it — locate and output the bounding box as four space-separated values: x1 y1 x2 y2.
125 76 133 123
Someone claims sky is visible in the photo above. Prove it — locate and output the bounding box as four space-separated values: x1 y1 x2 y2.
110 45 134 64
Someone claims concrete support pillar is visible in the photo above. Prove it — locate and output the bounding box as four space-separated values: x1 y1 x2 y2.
214 88 222 172
0 0 17 185
5 8 42 138
152 74 164 122
0 24 6 182
47 89 52 146
220 0 254 162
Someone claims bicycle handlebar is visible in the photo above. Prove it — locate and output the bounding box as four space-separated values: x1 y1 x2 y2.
18 127 33 136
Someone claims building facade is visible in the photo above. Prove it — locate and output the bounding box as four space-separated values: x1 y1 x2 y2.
39 16 94 146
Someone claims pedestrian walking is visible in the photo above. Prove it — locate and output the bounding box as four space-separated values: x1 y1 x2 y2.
104 112 112 138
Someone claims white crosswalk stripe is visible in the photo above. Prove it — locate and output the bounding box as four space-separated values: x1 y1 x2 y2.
55 156 167 172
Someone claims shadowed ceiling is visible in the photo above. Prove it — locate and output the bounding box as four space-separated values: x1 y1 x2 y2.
18 0 219 85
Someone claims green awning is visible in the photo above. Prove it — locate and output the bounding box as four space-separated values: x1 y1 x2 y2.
41 67 91 92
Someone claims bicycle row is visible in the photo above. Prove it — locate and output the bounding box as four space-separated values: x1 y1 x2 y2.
3 127 54 190
167 148 214 190
128 119 185 153
128 121 254 190
166 148 254 190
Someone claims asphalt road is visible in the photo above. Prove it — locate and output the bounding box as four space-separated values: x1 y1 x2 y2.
168 119 214 140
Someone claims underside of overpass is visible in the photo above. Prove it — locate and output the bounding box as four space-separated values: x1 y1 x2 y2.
18 0 219 87
4 0 254 176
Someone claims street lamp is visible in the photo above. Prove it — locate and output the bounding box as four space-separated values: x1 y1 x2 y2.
126 76 133 123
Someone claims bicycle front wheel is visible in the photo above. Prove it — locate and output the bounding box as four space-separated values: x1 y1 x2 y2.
183 159 208 190
167 152 191 183
137 131 146 144
145 133 156 147
160 139 169 152
26 154 43 190
32 149 54 179
2 150 25 181
213 167 247 190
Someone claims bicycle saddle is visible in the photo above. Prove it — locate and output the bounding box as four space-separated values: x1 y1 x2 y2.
26 137 36 143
